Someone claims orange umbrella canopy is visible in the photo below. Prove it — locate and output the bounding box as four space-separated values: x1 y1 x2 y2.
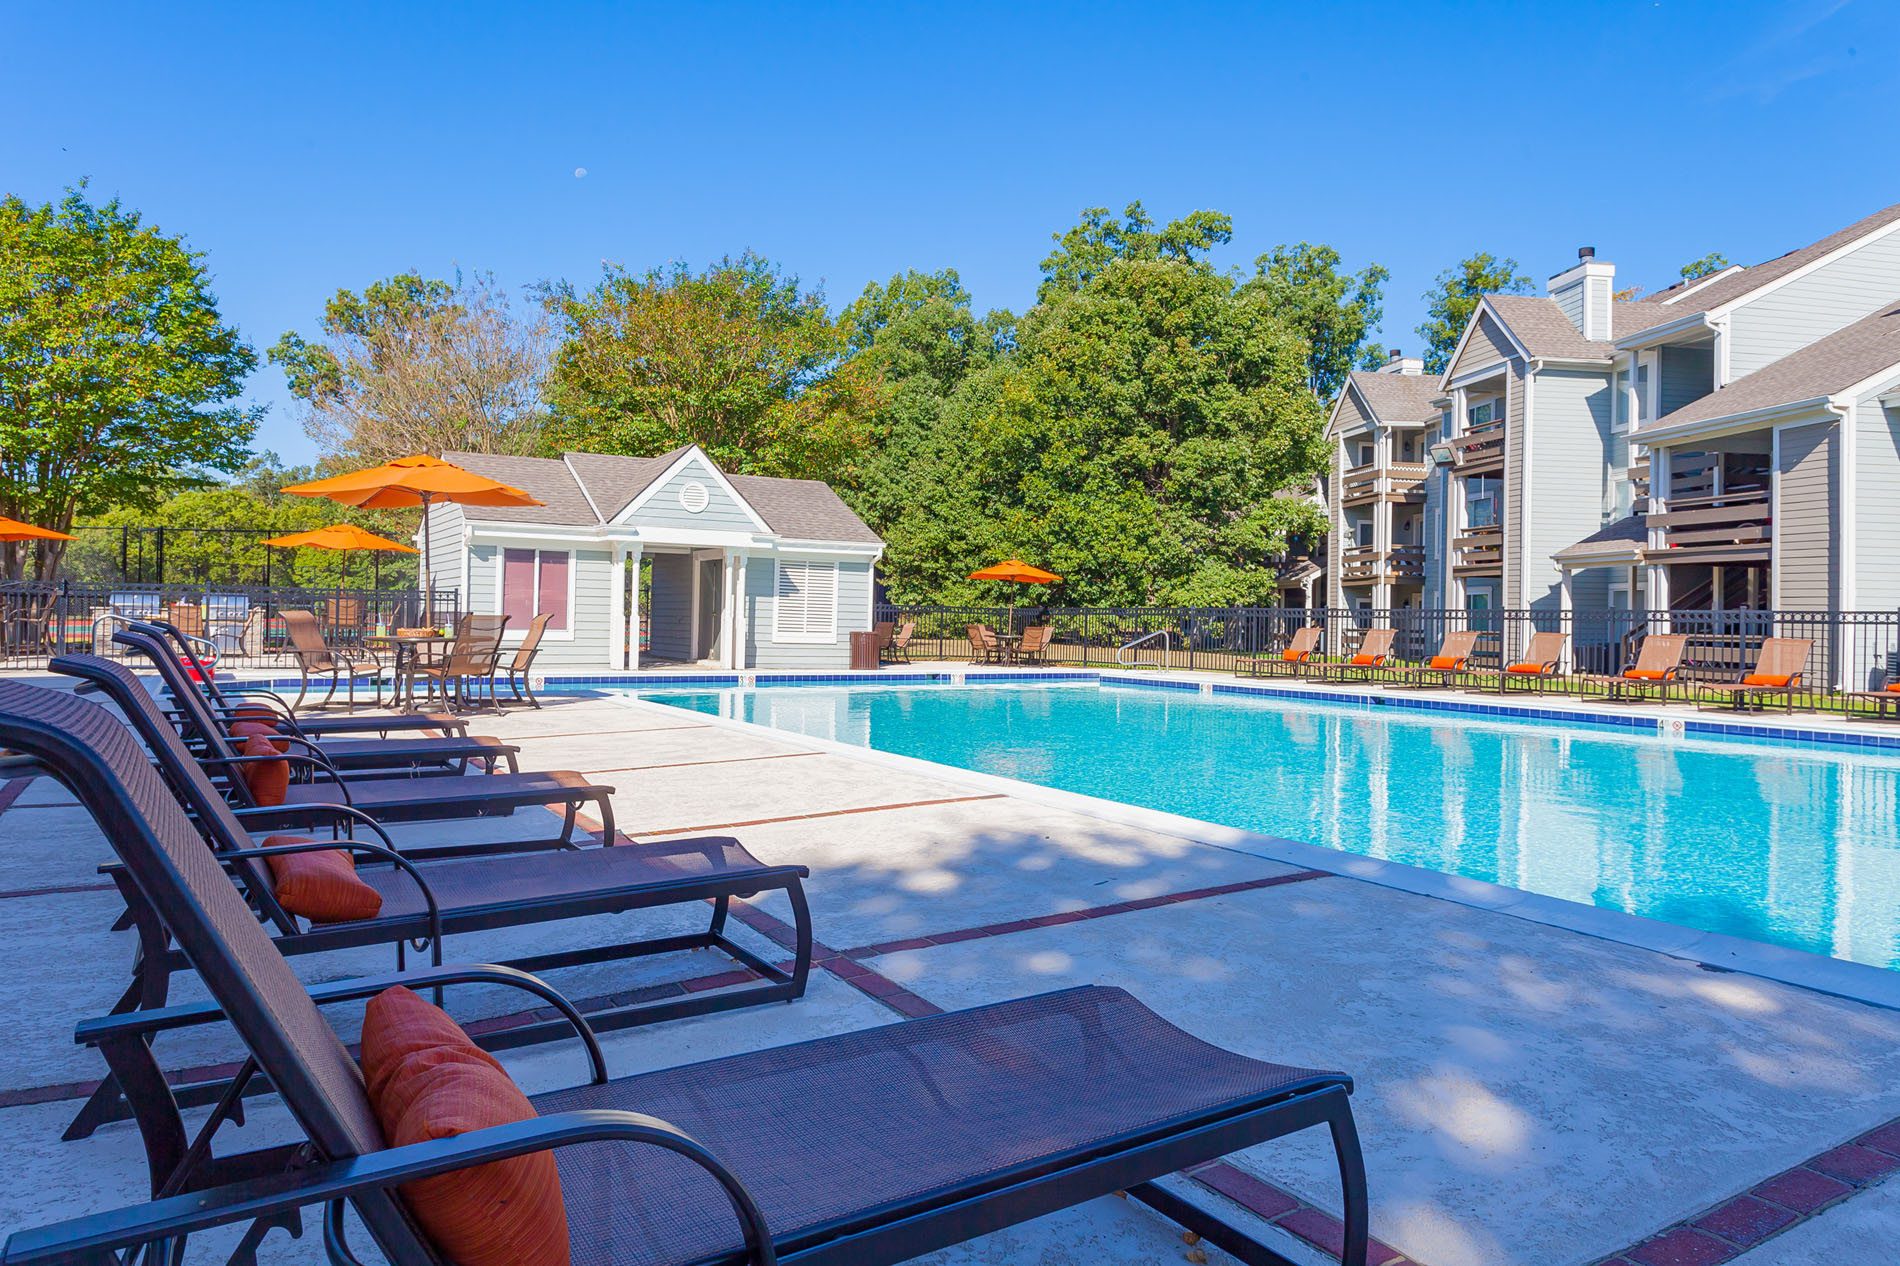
281 454 543 510
262 523 419 553
968 559 1061 584
0 516 75 543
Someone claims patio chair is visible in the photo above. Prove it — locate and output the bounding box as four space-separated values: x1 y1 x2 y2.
1237 623 1321 677
1578 633 1689 703
1841 676 1900 721
1311 627 1395 683
1377 630 1481 689
282 606 386 710
0 679 814 1141
1489 631 1568 695
497 611 556 708
1016 623 1053 665
119 627 519 777
74 643 617 854
1697 637 1812 713
886 619 916 664
149 619 471 739
967 622 1005 664
411 613 509 711
0 680 1370 1266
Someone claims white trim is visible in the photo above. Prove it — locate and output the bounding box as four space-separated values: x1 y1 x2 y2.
626 544 643 670
1636 397 1834 446
1838 400 1856 613
607 544 625 669
1708 215 1900 316
1660 263 1746 305
1520 367 1534 605
1437 298 1531 392
561 453 606 523
1769 426 1782 609
612 446 772 533
492 546 579 642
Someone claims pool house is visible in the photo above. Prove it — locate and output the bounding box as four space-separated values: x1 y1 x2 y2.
422 445 883 672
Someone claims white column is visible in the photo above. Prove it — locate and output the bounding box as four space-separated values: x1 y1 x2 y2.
731 553 749 670
1646 447 1671 610
625 545 642 670
1558 569 1575 670
607 544 625 671
719 552 740 671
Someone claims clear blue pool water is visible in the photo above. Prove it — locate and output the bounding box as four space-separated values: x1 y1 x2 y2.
624 682 1900 971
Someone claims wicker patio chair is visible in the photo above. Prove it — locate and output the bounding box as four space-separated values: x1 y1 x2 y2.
1489 631 1568 695
281 606 385 710
1577 633 1689 703
5 677 814 1146
1311 627 1396 683
0 678 1371 1266
1377 630 1481 689
1237 623 1321 677
1697 637 1812 713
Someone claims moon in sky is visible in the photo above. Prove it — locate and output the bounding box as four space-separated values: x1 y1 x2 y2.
574 167 588 178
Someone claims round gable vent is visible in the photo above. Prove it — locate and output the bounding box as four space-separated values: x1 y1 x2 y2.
677 480 710 514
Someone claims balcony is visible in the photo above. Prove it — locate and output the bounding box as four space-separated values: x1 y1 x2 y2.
1339 462 1431 507
1644 489 1772 564
1338 544 1427 587
1445 421 1505 475
1452 524 1503 575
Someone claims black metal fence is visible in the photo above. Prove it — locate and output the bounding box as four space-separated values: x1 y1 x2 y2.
0 581 460 671
877 604 1900 710
62 526 419 589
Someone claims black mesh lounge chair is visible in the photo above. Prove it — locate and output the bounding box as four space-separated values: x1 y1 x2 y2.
150 618 470 739
66 649 616 854
1237 623 1321 678
0 681 1370 1266
122 624 519 777
6 678 812 1142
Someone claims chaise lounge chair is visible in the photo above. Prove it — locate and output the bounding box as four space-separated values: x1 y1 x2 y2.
1578 633 1688 703
1697 637 1812 713
1841 677 1900 720
1488 631 1568 696
68 649 617 855
1311 627 1396 683
1378 630 1480 689
1238 623 1321 678
150 619 470 739
0 680 1371 1266
10 677 813 1143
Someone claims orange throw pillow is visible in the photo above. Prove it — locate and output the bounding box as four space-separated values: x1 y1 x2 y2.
1349 654 1377 666
1506 662 1545 674
1282 648 1307 662
229 720 290 754
362 988 570 1266
1743 674 1793 688
1886 682 1900 693
264 839 382 922
240 734 290 806
1625 669 1668 680
231 703 280 725
1429 656 1460 670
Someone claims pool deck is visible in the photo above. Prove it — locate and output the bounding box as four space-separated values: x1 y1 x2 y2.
1 683 1898 1263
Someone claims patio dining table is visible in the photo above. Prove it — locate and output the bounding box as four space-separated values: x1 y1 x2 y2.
362 633 454 711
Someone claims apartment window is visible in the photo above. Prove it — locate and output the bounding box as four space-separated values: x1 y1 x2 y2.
1354 520 1374 547
1635 362 1651 424
1612 369 1630 432
773 559 839 644
1465 475 1500 529
1468 400 1495 429
1612 478 1634 521
1356 441 1375 467
500 548 569 631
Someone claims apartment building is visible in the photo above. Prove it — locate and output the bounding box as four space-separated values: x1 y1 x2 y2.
1323 351 1439 609
1413 200 1900 625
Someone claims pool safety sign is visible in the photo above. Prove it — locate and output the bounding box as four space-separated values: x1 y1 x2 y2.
1657 716 1687 741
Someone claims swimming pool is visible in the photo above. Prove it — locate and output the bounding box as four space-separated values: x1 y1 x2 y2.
626 681 1900 972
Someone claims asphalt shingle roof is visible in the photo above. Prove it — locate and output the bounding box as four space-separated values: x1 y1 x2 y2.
441 452 600 525
1483 295 1617 360
1347 371 1441 423
1650 300 1900 428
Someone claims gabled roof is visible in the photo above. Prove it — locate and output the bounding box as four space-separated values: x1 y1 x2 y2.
1647 300 1900 430
439 447 881 545
1554 514 1646 564
1483 295 1619 361
1345 370 1440 424
1620 201 1900 343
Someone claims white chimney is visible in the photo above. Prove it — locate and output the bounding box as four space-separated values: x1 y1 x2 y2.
1547 246 1616 341
1375 347 1425 376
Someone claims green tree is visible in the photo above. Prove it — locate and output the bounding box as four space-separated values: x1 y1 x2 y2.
545 253 878 482
1679 252 1730 282
0 186 258 581
1244 242 1389 398
1415 252 1534 374
269 270 552 463
1037 202 1233 303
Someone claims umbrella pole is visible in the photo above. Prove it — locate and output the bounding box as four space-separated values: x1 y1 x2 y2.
419 493 433 625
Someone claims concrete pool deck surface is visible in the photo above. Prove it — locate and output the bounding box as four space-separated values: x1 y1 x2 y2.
0 690 1895 1263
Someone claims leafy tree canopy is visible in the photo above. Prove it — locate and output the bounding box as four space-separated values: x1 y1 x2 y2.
545 252 877 482
1679 251 1730 282
1416 252 1534 373
1243 242 1389 399
0 185 258 581
269 270 551 463
1037 202 1233 303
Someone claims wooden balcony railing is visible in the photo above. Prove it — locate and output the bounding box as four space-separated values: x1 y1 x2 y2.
1645 488 1772 562
1339 544 1428 586
1448 422 1505 474
1452 524 1503 573
1340 462 1431 506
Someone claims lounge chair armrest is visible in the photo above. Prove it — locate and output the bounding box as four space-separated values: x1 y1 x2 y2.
220 839 444 960
1 1110 771 1266
231 799 394 847
203 751 351 800
75 964 606 1085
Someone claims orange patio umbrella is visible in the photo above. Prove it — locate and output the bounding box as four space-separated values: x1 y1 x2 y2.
283 456 543 610
0 516 76 542
968 558 1062 631
262 523 418 589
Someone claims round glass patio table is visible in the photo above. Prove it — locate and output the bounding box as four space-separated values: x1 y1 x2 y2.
362 634 454 710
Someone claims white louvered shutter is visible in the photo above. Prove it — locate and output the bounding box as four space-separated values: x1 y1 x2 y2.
773 560 839 643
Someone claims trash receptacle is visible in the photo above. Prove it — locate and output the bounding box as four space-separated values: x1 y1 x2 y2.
849 630 881 670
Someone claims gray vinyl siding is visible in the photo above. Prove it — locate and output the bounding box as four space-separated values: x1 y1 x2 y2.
1728 228 1900 379
465 543 497 614
1550 279 1584 331
1657 344 1715 416
646 553 693 660
625 468 761 534
1568 564 1612 612
1449 312 1515 380
424 504 465 605
1774 421 1838 611
1855 399 1900 614
1503 362 1526 608
1333 386 1374 433
1523 369 1615 610
744 558 871 669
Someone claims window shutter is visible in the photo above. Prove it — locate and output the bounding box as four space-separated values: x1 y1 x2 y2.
773 560 838 643
501 549 536 628
537 552 570 629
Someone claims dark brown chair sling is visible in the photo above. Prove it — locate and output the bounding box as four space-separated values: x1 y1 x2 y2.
0 678 1370 1266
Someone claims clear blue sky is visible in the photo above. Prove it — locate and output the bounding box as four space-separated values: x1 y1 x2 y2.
6 0 1895 465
